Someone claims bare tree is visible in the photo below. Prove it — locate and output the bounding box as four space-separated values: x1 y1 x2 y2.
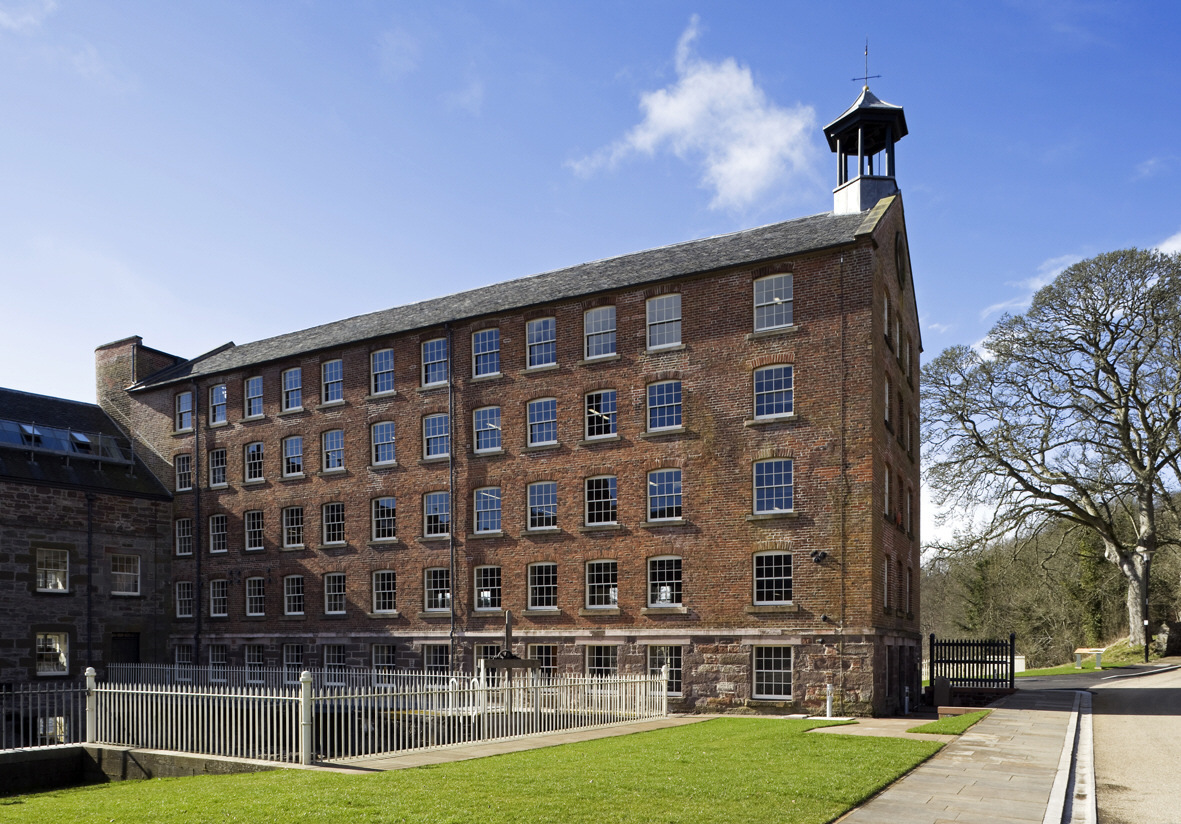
923 249 1181 644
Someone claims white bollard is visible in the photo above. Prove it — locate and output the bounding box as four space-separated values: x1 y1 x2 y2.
826 683 834 718
300 671 313 766
85 667 97 743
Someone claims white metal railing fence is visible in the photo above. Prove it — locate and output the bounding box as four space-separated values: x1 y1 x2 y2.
315 665 669 762
93 671 302 763
0 679 87 751
38 665 668 765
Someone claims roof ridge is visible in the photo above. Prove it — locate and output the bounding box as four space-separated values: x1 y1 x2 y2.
0 386 100 409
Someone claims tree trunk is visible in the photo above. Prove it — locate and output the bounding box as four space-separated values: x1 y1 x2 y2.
1118 550 1147 646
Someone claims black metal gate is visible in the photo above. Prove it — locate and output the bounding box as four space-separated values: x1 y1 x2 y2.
928 633 1015 689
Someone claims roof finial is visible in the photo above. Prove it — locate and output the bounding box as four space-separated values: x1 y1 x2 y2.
853 37 881 90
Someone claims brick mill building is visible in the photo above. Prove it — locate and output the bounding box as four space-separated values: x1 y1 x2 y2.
93 89 921 715
0 388 172 683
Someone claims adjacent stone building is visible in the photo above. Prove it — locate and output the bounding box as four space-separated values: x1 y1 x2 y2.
93 88 921 714
0 388 172 682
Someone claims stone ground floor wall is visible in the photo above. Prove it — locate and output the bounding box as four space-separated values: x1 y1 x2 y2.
173 626 922 716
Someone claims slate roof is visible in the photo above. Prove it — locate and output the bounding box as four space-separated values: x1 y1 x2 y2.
134 209 870 390
0 387 171 499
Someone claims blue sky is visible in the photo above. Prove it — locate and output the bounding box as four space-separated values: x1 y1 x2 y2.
2 0 1179 408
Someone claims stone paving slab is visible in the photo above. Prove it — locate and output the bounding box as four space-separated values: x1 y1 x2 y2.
835 690 1078 824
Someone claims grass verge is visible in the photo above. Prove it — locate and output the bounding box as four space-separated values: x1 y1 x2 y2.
0 719 942 824
907 710 990 735
1017 638 1158 677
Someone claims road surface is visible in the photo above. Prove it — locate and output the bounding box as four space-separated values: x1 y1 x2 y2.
1091 665 1181 824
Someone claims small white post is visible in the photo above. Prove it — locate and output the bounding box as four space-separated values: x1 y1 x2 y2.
299 670 313 766
826 683 834 719
661 664 670 716
85 666 97 743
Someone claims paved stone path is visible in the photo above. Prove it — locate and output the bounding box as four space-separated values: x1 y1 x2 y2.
323 714 711 772
836 690 1079 824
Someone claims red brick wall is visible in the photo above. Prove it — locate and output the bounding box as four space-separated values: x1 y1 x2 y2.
103 200 922 714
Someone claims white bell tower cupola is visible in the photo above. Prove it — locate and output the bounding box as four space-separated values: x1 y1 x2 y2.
823 87 908 215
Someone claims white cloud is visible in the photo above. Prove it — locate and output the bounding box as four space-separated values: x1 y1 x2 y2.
925 321 954 335
378 27 420 81
569 15 820 211
1156 228 1181 255
979 253 1080 319
443 77 484 116
0 0 56 33
1134 156 1173 180
65 43 137 93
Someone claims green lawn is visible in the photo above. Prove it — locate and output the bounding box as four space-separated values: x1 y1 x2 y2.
0 719 942 824
907 710 990 735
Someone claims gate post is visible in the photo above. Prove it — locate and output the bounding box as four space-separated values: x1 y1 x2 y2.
1008 632 1016 690
928 633 936 685
661 664 669 716
300 671 313 766
85 666 97 743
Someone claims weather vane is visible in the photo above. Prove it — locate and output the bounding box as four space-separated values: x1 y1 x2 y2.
852 38 881 89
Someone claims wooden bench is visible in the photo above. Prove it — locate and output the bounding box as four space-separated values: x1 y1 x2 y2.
1074 647 1106 669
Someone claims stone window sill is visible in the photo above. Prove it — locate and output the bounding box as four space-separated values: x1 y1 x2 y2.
418 611 450 620
744 604 800 614
468 530 505 539
208 421 229 429
418 535 451 543
209 483 229 490
319 399 346 409
641 606 689 616
470 373 503 383
242 415 266 423
523 442 560 452
644 344 686 354
522 608 561 617
369 463 398 471
419 383 448 393
281 545 307 552
576 354 621 366
637 427 686 439
577 435 620 447
365 391 398 401
316 543 348 551
368 539 401 549
472 449 505 457
471 609 504 617
640 519 687 528
419 456 450 465
367 611 401 619
521 527 560 536
579 524 621 533
243 478 266 486
745 325 799 342
578 607 621 617
746 512 798 522
318 469 348 478
279 474 306 482
744 414 796 427
277 408 306 417
522 363 559 375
